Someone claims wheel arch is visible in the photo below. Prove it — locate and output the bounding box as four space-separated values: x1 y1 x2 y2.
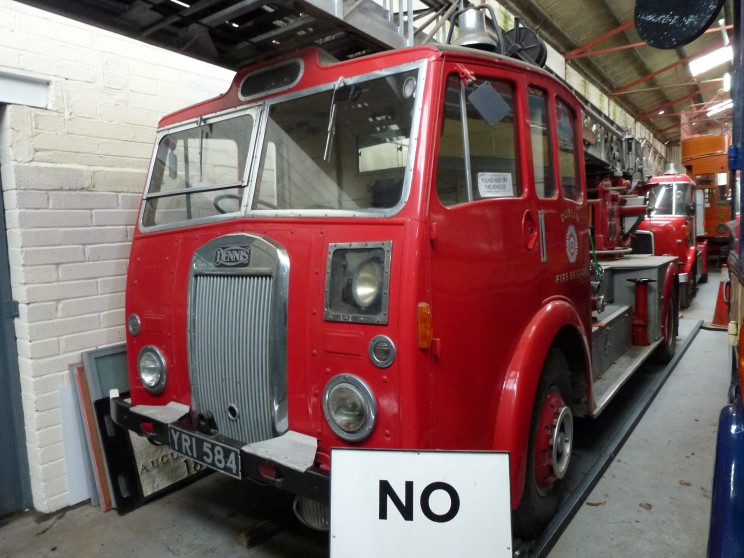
493 299 590 509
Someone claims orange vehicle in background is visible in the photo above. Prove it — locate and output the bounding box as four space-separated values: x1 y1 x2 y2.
682 135 732 244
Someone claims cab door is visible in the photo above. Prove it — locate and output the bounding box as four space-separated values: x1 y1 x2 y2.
427 62 540 449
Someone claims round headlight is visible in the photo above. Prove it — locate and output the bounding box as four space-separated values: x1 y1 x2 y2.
323 374 377 442
127 313 141 336
369 335 395 368
138 346 167 395
352 259 383 308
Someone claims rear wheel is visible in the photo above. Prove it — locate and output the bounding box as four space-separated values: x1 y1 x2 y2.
513 348 573 539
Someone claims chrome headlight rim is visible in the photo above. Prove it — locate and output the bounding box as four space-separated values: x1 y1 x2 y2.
137 345 167 395
369 335 396 368
322 374 377 442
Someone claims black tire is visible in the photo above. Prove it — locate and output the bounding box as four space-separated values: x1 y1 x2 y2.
513 348 573 539
652 292 677 364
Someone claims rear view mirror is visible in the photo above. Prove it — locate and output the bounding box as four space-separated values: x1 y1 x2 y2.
468 82 510 126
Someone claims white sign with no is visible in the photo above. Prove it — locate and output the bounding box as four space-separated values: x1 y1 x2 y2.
330 449 512 558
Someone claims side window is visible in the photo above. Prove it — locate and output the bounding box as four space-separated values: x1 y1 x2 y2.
528 87 555 198
556 98 581 202
436 74 520 206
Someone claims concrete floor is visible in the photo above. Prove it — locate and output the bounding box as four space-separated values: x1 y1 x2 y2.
0 271 730 557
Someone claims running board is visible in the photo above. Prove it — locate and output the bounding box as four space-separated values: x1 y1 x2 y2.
591 341 661 417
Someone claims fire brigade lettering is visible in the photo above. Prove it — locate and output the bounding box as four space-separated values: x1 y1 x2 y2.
215 245 251 267
560 208 579 223
555 266 588 284
378 480 460 523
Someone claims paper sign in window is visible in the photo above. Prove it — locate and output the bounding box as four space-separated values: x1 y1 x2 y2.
478 172 514 198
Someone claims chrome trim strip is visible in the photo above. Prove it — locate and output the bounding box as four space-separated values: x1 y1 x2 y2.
539 210 547 263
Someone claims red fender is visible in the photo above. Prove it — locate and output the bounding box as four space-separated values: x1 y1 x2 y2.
680 246 697 283
493 299 590 508
684 245 697 276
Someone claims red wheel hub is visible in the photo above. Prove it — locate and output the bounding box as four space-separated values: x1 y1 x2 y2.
533 387 573 494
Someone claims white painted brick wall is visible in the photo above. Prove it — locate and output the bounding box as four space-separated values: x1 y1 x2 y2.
0 0 233 513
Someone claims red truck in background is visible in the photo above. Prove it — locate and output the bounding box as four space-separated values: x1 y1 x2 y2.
636 168 708 308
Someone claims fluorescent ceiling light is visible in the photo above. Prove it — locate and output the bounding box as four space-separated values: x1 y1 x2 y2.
724 72 731 92
689 46 733 76
707 99 733 117
658 110 665 115
169 0 190 7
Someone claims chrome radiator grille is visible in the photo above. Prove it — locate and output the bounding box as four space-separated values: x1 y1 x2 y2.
190 274 275 444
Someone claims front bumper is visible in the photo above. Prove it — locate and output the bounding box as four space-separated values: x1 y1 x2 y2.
109 392 330 504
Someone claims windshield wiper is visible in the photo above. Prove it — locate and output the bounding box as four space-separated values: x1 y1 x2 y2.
323 77 360 162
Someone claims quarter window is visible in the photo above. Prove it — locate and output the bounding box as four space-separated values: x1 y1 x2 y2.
556 98 581 202
528 87 555 198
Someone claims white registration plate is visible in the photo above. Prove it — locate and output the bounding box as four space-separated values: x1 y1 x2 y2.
169 426 241 479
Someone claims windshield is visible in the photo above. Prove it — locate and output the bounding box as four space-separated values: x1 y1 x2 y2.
252 67 419 212
650 182 691 216
142 113 254 227
140 64 421 230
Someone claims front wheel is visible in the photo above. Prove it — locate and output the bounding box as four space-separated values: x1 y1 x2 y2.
513 348 573 539
652 292 677 364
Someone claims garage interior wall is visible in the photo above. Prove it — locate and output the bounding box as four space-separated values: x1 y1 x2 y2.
0 0 234 513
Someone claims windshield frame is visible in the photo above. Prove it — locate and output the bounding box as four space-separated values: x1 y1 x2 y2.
242 59 427 219
140 105 260 232
138 58 429 232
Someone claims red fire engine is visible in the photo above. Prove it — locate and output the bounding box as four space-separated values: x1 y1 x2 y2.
636 169 708 308
110 10 679 539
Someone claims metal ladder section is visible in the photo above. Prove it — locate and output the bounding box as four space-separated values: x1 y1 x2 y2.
176 0 460 67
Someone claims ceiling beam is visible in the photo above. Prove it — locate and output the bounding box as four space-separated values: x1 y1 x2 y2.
565 20 635 60
613 39 725 94
636 82 719 120
567 25 732 60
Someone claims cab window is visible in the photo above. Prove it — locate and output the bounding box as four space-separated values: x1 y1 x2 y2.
528 86 555 198
436 74 520 206
555 98 581 202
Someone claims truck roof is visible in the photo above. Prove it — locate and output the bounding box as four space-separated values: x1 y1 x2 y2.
157 44 563 129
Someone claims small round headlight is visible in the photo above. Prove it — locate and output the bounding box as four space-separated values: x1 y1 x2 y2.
127 313 141 336
323 374 377 442
369 335 395 368
138 346 167 395
352 259 383 308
